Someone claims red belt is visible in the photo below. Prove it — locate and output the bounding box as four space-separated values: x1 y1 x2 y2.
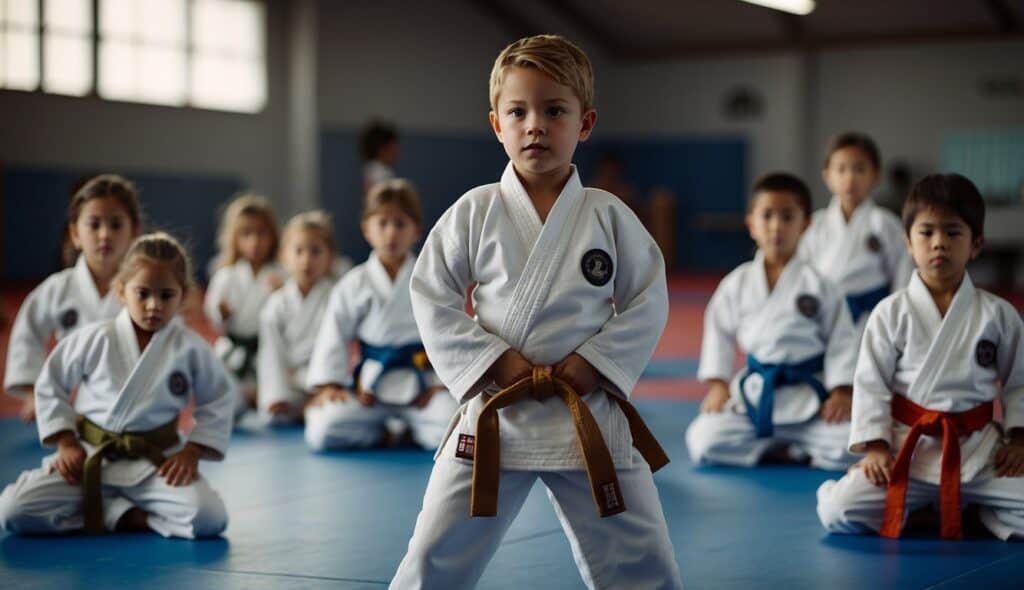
881 395 993 540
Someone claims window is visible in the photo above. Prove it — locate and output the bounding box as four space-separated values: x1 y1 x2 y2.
0 0 265 113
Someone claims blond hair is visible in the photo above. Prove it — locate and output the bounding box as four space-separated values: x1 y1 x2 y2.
363 179 423 226
115 232 194 294
215 193 280 269
489 34 594 112
281 210 336 260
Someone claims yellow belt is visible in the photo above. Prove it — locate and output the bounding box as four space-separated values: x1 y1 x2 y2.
471 367 669 518
76 415 180 534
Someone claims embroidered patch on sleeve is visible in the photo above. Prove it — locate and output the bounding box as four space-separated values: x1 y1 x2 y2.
60 308 78 329
796 294 820 318
168 371 190 396
455 434 475 459
976 339 997 368
581 249 614 286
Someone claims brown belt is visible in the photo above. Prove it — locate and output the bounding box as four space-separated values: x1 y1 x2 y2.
471 367 669 518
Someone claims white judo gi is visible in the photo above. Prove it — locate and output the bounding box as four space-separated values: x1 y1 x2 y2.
304 253 457 451
257 276 336 423
686 252 860 471
4 257 121 397
817 272 1024 540
0 310 235 538
390 164 683 590
799 197 913 334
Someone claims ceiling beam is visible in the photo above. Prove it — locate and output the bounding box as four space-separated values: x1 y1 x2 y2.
461 0 539 40
544 0 625 57
982 0 1019 33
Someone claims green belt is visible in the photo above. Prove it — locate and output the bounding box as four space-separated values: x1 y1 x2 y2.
76 415 180 534
226 333 259 379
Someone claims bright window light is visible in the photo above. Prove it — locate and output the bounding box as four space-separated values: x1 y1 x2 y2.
99 0 187 106
190 0 266 113
1 0 41 90
739 0 815 16
42 0 92 95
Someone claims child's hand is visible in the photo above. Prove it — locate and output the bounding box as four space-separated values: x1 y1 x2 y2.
488 349 533 389
700 380 730 413
19 388 36 424
820 386 853 423
307 384 349 407
52 432 86 485
217 301 233 321
267 401 293 416
994 430 1024 478
552 354 599 395
159 443 202 487
356 390 377 407
859 441 893 487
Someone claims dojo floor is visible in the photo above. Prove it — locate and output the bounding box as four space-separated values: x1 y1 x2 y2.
1 277 1023 589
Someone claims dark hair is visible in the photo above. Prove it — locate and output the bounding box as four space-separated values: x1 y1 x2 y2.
363 178 423 226
823 132 881 170
64 174 143 266
359 120 398 161
902 173 985 238
750 172 813 219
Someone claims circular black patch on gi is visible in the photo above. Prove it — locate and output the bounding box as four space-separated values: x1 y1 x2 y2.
866 234 882 253
168 371 189 396
581 249 613 286
976 339 997 368
796 294 820 318
59 308 78 329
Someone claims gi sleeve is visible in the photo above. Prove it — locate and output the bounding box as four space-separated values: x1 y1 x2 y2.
575 208 668 400
4 282 58 397
257 296 298 408
410 208 511 404
996 301 1024 432
849 301 900 452
34 331 88 446
186 340 236 460
306 275 365 390
822 279 859 390
696 273 739 384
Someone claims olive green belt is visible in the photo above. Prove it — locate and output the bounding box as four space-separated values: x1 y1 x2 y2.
76 415 180 534
471 367 669 518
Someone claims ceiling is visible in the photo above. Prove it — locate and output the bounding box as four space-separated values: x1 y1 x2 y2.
471 0 1024 60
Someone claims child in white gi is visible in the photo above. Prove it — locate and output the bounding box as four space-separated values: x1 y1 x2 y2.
258 211 340 424
305 180 457 451
4 174 142 424
204 194 284 415
817 174 1024 540
0 233 234 538
390 35 683 590
686 173 860 471
359 119 399 194
799 133 913 334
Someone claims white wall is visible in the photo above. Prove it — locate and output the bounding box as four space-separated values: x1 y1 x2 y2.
814 40 1024 191
0 0 291 208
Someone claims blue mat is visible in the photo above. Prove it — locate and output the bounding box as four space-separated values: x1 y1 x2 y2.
1 401 1022 589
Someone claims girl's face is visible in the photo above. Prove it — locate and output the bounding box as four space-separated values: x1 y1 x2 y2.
284 229 333 289
822 146 879 206
118 260 185 333
361 203 420 266
236 214 274 265
746 190 810 262
70 197 139 276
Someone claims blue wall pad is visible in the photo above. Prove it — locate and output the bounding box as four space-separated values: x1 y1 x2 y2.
1 167 243 282
320 129 751 271
2 400 1023 589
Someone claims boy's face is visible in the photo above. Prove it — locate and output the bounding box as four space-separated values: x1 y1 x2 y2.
489 66 596 182
905 205 982 287
746 190 809 262
822 146 879 205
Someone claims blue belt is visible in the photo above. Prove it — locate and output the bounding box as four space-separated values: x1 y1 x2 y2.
354 340 429 396
845 283 889 323
738 354 827 438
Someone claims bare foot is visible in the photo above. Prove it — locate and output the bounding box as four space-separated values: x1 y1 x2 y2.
115 507 151 532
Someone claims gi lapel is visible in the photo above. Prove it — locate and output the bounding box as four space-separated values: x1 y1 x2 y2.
498 164 587 351
904 272 976 407
106 310 178 431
